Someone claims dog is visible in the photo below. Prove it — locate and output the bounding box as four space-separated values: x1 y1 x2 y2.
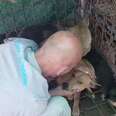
85 49 115 100
68 18 92 56
57 59 97 116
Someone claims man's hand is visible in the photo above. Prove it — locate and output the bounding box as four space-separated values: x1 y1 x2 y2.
49 86 74 100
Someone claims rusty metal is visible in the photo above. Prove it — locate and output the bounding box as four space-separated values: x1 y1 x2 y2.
74 0 116 78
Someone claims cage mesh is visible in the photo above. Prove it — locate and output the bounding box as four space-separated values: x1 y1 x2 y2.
75 0 116 115
89 0 116 78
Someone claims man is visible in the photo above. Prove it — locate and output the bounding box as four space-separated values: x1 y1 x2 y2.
0 31 82 116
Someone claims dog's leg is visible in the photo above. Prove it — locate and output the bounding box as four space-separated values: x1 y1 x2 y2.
72 92 80 116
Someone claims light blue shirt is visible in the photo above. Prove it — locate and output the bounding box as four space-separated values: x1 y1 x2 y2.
0 38 50 116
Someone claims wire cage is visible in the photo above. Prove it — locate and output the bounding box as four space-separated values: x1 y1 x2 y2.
76 0 116 115
0 0 116 116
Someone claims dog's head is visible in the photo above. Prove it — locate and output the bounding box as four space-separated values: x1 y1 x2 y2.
57 59 98 93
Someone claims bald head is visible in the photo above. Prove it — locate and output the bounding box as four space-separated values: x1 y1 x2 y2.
36 31 82 77
42 31 82 59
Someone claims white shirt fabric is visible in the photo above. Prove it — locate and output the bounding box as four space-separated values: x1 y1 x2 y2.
0 38 50 116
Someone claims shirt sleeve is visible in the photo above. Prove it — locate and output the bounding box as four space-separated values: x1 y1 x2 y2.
8 37 38 51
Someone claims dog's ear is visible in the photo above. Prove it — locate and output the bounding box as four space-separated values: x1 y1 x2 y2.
68 18 91 56
80 17 89 27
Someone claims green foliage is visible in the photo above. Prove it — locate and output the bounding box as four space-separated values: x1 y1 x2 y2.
0 0 75 34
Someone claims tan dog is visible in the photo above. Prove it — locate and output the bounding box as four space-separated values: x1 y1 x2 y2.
68 19 92 56
57 59 98 116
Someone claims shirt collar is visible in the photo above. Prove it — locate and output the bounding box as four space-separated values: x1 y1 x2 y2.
25 47 42 73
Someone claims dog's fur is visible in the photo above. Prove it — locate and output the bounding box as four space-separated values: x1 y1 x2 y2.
68 19 91 56
85 49 115 100
57 59 97 116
